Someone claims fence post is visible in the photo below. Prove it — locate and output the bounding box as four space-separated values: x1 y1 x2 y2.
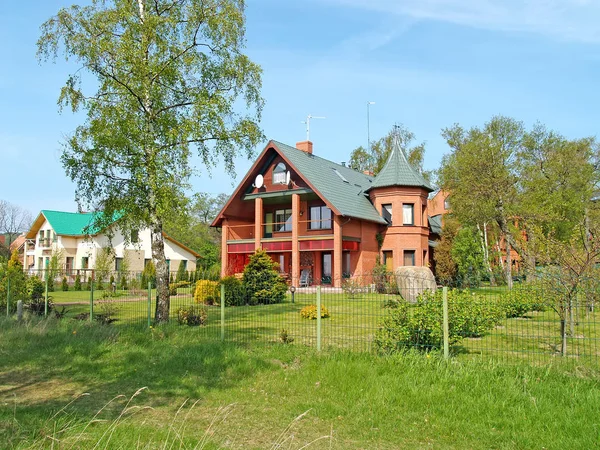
220 284 225 341
442 286 449 359
6 276 10 317
316 285 322 352
44 274 49 318
17 300 23 322
147 281 152 327
89 277 94 323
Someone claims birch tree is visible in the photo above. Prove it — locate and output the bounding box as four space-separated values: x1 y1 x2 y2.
37 0 264 322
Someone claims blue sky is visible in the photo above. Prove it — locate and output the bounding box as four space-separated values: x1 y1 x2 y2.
2 0 600 217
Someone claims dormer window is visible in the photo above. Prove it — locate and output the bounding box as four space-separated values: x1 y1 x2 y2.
273 163 287 184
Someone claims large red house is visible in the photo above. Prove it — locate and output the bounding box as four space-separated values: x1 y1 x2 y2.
211 136 436 287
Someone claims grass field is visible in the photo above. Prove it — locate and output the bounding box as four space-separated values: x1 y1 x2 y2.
1 317 600 449
40 285 600 365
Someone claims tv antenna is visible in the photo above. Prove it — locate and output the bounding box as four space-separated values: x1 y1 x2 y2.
301 114 326 141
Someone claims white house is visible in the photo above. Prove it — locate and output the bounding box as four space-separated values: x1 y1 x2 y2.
25 210 199 274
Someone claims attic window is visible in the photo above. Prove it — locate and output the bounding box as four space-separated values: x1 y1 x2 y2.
273 163 287 184
332 168 349 183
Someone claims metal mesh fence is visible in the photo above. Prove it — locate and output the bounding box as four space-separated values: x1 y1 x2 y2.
5 269 600 367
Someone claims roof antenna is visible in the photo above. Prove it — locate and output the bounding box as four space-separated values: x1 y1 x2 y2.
301 114 326 141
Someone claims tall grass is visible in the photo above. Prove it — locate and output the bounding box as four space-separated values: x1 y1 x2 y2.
1 317 599 449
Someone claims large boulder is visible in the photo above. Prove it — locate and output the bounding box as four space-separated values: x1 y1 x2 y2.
394 266 437 303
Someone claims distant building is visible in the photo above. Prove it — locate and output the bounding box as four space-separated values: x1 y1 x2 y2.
25 210 199 275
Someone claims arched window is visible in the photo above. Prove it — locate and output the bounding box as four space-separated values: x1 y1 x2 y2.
273 163 287 184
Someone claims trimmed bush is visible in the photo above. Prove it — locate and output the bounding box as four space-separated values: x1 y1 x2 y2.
61 277 69 291
375 289 504 353
300 304 330 320
220 275 246 306
194 279 219 305
169 280 190 296
74 274 82 291
242 249 287 305
177 305 207 326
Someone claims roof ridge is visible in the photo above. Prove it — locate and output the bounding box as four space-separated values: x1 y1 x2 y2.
270 140 373 180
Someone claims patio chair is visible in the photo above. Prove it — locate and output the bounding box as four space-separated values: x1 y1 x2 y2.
299 269 311 287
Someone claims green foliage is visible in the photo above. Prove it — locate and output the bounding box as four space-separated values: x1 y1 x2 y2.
169 281 190 296
372 259 389 294
348 125 432 181
220 275 246 306
27 276 45 301
74 274 82 291
175 261 187 282
434 218 459 285
279 328 294 344
451 227 485 288
194 280 219 305
142 262 156 289
242 249 287 305
61 277 69 291
119 275 128 291
85 276 91 291
176 305 207 326
375 290 504 353
300 304 330 320
38 0 264 323
95 248 113 284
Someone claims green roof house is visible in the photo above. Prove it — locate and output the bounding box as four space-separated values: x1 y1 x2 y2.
212 136 438 287
26 210 199 275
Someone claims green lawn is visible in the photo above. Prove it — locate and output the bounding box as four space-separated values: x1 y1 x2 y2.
39 285 600 365
0 317 599 449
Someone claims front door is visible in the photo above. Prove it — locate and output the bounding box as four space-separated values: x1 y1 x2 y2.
322 252 332 284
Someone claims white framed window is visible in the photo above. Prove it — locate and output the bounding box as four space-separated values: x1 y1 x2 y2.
273 163 287 184
403 204 414 225
275 209 293 232
309 206 332 230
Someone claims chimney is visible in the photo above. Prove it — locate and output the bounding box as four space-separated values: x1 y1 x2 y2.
363 170 374 176
296 141 313 154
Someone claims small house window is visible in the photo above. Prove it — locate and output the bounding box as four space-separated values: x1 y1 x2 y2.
309 206 332 230
115 257 123 272
444 198 451 210
81 257 89 269
404 250 415 266
382 204 392 224
403 204 414 225
275 209 292 232
383 251 393 270
273 163 287 184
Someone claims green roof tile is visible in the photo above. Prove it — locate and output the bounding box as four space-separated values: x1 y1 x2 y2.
368 135 433 192
272 141 388 225
40 210 116 236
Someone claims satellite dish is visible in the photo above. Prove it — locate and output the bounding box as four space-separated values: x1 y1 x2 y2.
286 171 291 185
255 174 264 189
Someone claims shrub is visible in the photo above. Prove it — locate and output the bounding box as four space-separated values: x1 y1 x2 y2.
85 276 91 291
96 293 120 324
176 261 188 282
381 298 400 309
242 249 287 305
342 278 363 299
194 279 219 305
497 285 545 318
177 305 207 326
28 297 53 316
74 274 82 291
300 304 330 320
220 275 246 306
375 289 503 354
61 277 69 291
169 281 190 296
120 275 128 291
27 276 45 300
142 261 156 288
279 328 294 344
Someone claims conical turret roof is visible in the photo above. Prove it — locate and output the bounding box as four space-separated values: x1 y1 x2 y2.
367 132 433 192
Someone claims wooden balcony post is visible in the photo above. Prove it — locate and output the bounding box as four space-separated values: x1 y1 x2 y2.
254 197 263 251
333 215 342 287
221 221 228 278
292 193 300 287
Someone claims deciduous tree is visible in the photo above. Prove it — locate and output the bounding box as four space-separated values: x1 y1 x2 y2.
38 0 264 322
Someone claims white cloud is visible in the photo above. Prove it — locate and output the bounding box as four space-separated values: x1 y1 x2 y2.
323 0 600 43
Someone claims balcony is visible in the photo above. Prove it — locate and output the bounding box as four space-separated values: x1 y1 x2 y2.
38 238 52 248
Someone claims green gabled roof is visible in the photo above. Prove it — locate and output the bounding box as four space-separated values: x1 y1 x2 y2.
428 214 443 235
40 210 115 236
273 141 387 225
368 135 433 192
